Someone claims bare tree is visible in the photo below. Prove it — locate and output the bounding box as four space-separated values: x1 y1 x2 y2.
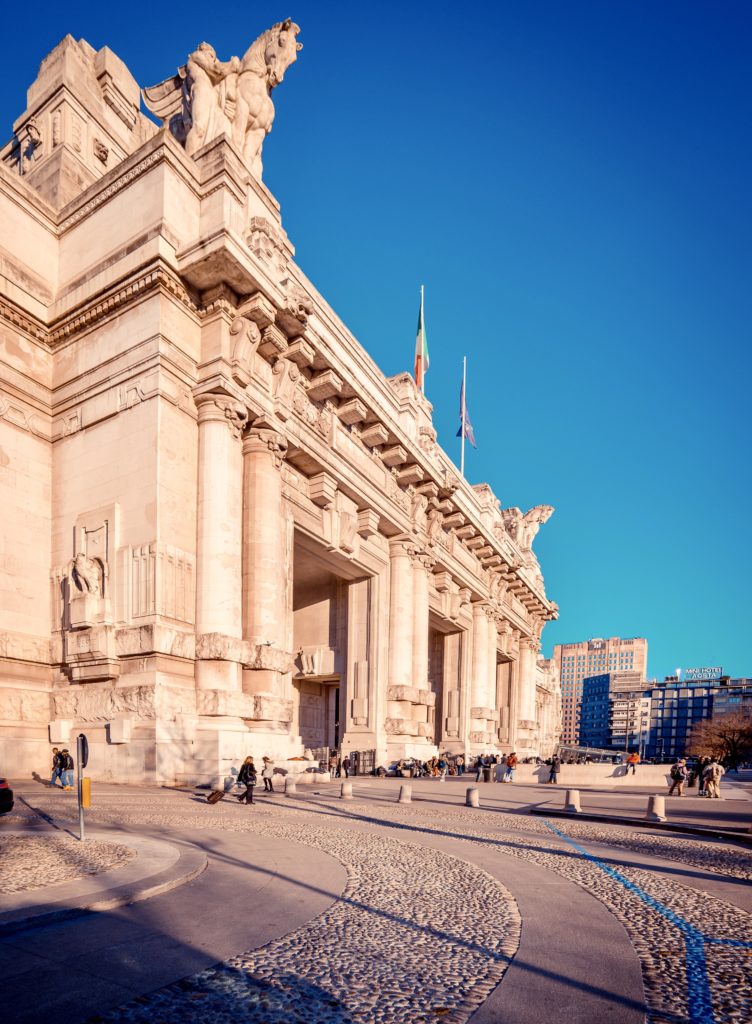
688 709 752 769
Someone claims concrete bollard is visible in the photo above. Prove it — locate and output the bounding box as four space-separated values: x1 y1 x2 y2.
645 794 667 822
340 781 353 800
565 789 581 813
285 777 297 797
466 787 480 808
398 784 412 804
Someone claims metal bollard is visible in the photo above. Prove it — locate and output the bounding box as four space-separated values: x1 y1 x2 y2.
565 789 581 813
340 781 353 800
645 794 666 822
466 787 480 807
285 777 297 797
398 784 412 804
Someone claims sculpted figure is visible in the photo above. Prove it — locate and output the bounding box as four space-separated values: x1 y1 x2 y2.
185 43 239 156
143 21 302 177
71 553 102 596
233 19 302 175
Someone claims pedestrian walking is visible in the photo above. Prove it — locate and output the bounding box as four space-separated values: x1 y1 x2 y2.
703 759 725 799
60 748 75 790
668 758 687 796
626 752 640 775
696 757 710 796
342 755 351 778
236 756 257 804
475 754 486 782
548 754 561 784
455 755 465 777
261 756 275 792
49 747 63 787
438 757 447 782
503 752 518 783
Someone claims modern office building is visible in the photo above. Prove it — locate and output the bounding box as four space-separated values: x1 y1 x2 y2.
554 638 648 744
644 675 752 761
579 671 649 752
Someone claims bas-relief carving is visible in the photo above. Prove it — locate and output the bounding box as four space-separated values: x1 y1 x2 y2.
143 20 302 177
0 687 50 721
52 683 195 723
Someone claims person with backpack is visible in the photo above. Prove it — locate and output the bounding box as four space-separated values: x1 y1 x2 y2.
548 754 561 784
59 749 75 790
703 759 725 799
236 756 257 804
667 758 687 796
49 747 63 788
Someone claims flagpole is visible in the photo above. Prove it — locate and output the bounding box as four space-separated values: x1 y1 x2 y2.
460 355 467 477
420 284 425 396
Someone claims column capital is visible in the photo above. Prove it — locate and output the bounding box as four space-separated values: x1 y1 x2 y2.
195 393 249 439
242 427 288 468
389 537 419 560
521 636 541 653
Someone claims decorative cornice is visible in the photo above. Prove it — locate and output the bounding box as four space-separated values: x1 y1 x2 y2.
58 147 167 233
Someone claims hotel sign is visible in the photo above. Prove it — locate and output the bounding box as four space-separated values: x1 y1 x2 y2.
684 667 723 682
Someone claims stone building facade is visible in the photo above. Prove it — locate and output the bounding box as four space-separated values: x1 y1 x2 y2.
0 33 559 785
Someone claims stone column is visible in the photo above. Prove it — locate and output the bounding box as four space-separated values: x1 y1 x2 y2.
469 603 494 747
471 603 488 707
412 552 431 691
486 610 498 733
195 394 247 692
387 540 414 688
516 636 540 751
241 427 290 698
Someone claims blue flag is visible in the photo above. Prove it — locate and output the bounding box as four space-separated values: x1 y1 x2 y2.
456 378 477 447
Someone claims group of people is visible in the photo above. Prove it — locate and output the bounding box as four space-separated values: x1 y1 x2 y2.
328 754 352 778
474 752 520 783
235 756 276 805
394 755 465 780
49 747 75 789
667 756 725 797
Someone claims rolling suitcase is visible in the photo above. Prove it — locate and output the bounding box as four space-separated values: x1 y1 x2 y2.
207 789 226 804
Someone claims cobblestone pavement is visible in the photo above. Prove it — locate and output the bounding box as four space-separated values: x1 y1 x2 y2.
6 788 752 1024
0 833 135 894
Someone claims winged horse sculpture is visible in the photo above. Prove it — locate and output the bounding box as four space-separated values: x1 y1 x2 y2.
142 20 302 177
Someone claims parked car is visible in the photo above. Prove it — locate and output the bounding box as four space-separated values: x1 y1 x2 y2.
0 777 14 814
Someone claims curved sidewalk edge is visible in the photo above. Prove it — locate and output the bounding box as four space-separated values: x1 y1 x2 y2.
0 831 207 935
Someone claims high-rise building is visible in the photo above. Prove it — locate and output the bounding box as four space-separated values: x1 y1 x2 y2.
553 637 649 744
579 671 651 752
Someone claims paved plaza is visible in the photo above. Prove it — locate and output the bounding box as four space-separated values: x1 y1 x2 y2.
2 774 751 1024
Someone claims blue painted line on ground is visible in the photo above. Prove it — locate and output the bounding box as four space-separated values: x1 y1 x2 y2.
539 817 752 1024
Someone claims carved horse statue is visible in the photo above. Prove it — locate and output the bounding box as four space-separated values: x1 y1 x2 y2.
142 20 302 178
232 19 302 175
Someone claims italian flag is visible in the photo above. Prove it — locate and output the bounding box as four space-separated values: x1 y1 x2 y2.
414 286 429 393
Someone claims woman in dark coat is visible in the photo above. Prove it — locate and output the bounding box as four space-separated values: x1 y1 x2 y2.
237 756 257 804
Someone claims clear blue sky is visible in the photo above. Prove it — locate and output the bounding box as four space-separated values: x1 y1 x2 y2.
3 2 750 680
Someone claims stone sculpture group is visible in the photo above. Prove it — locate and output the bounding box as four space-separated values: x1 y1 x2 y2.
143 19 302 176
